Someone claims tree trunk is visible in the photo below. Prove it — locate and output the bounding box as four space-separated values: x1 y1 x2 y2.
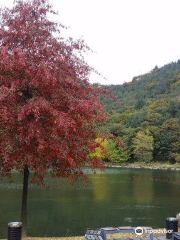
21 165 30 237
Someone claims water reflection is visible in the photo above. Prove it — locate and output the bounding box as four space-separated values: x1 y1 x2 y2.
133 170 153 204
0 168 180 238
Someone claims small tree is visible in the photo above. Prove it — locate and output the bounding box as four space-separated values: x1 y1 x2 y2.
132 131 154 162
159 118 180 162
91 137 129 162
107 138 129 162
0 0 107 236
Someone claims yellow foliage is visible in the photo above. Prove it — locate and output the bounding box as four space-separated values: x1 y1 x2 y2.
172 79 180 88
90 137 108 159
146 81 157 90
149 98 170 110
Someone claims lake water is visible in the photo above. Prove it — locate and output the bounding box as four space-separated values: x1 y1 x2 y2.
0 167 180 238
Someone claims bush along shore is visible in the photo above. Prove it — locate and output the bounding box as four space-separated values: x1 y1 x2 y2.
104 161 180 171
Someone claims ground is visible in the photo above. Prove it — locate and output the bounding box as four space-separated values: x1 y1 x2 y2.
2 229 168 239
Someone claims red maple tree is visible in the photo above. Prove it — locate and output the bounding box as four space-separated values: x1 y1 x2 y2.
0 0 107 236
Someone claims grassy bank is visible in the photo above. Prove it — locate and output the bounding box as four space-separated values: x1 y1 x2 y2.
105 161 180 171
1 238 84 240
26 238 84 240
1 228 171 239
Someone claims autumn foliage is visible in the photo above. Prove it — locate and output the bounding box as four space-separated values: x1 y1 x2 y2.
0 0 107 184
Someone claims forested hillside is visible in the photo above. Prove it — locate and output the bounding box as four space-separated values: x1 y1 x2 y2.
99 60 180 163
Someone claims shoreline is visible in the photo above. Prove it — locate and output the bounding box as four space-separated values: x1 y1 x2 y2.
1 228 171 239
104 161 180 171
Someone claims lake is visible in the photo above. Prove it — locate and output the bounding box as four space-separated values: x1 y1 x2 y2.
0 167 180 238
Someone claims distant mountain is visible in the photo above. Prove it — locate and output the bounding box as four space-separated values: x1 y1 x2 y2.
99 60 180 163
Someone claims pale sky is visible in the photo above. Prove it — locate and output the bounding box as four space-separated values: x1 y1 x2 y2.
1 0 180 85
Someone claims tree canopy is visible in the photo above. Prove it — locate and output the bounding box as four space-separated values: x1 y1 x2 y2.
0 0 107 183
100 60 180 163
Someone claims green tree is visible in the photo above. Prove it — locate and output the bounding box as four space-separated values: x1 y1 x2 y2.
107 139 129 162
159 118 180 162
132 131 154 162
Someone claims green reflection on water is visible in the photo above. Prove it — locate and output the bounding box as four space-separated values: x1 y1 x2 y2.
0 168 180 238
